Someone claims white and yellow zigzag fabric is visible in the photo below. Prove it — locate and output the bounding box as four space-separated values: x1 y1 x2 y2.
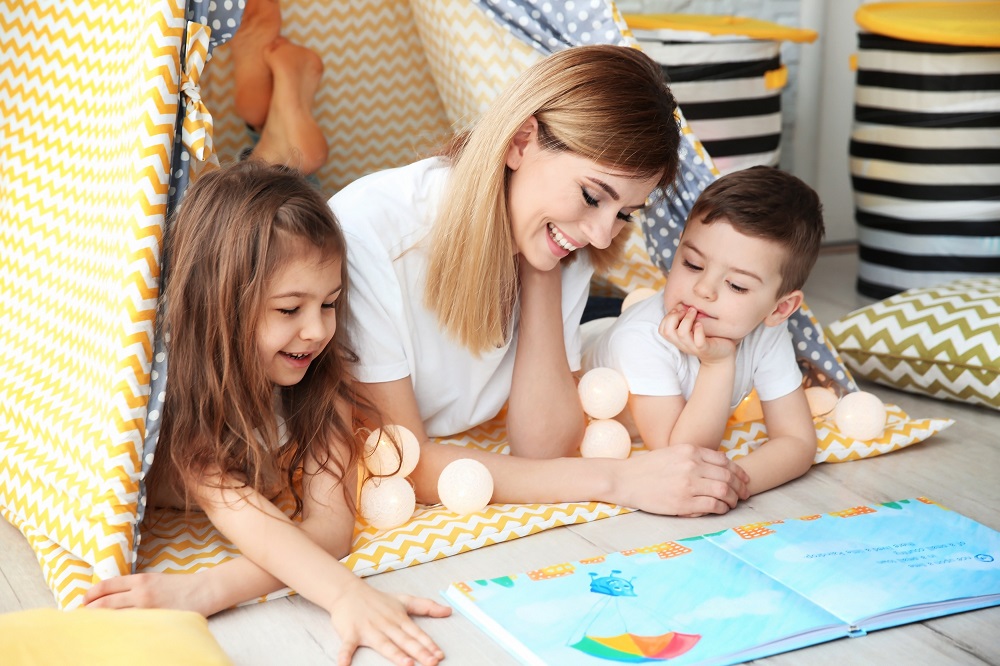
0 0 183 607
136 399 950 593
203 0 458 194
724 403 953 464
137 410 630 604
181 21 214 162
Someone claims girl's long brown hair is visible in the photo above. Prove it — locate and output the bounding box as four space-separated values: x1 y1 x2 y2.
425 45 681 354
155 161 367 516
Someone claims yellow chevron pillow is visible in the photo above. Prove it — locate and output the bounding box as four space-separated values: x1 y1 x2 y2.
826 277 1000 411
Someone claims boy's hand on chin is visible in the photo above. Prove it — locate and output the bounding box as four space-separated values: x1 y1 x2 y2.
659 306 736 364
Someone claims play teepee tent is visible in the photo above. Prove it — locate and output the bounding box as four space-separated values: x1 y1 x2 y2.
2 0 944 608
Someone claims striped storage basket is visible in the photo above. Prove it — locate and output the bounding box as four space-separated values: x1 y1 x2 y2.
626 14 816 175
851 2 1000 299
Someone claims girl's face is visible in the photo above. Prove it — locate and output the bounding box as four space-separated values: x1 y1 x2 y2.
505 120 660 272
256 244 343 387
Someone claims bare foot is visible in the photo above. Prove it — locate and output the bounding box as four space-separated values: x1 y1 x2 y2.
253 38 329 175
228 0 282 129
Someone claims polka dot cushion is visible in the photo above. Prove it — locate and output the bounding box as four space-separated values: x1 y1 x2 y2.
826 277 1000 411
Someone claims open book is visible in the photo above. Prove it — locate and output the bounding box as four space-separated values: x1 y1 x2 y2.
442 498 1000 665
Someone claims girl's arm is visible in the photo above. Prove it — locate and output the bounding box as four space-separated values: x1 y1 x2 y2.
361 378 750 517
85 401 450 666
193 471 448 666
507 259 587 458
737 386 817 496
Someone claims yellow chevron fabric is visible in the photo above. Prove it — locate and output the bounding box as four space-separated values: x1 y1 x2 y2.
827 278 1000 410
0 0 182 607
136 397 950 593
410 0 541 127
137 411 630 603
202 0 455 194
723 403 953 464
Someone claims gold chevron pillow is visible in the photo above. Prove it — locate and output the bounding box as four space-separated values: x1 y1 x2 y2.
826 277 1000 410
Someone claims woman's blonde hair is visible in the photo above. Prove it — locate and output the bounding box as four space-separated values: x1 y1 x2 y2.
155 161 370 517
425 45 681 353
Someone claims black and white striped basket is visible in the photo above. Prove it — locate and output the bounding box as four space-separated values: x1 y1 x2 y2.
632 28 789 175
851 30 1000 298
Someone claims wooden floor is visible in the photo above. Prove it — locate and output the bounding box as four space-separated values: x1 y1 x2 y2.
3 249 999 665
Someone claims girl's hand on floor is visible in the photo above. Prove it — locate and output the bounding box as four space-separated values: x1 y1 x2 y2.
329 579 452 666
82 572 216 616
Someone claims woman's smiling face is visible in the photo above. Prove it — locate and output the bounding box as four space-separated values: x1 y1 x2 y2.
504 119 660 272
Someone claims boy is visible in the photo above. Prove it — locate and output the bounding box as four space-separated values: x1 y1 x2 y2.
583 166 824 498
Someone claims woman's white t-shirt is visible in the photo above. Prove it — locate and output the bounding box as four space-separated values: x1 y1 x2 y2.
583 289 802 412
329 157 595 437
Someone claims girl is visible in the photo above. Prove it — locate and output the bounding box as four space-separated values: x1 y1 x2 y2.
332 45 750 518
84 161 450 666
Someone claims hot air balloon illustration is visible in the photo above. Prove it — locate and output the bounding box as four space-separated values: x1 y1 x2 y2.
568 570 701 663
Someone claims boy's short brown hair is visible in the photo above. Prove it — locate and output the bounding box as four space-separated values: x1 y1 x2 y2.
687 165 825 296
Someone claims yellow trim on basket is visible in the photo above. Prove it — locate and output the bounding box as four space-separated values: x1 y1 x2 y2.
624 14 818 43
764 65 788 90
855 2 1000 47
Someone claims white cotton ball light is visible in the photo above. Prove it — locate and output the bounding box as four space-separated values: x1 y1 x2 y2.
621 287 658 312
364 425 420 478
834 391 887 441
578 367 630 419
580 419 632 459
359 477 415 530
804 386 839 417
437 458 494 515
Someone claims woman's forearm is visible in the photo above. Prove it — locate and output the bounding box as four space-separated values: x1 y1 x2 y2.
508 263 586 457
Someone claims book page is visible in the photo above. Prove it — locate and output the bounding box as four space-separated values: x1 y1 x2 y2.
444 536 845 666
706 498 1000 630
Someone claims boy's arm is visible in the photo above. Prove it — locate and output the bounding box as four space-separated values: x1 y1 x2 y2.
666 357 736 448
737 386 817 496
627 393 684 450
656 305 738 449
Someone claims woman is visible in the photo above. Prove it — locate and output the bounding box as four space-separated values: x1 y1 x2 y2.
331 45 749 517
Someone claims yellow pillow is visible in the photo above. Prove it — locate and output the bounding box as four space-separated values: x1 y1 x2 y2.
0 608 232 666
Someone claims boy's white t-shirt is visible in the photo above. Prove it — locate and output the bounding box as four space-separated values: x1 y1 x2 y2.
582 289 802 412
329 157 594 437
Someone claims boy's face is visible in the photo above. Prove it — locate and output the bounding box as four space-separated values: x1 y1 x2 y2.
663 215 799 342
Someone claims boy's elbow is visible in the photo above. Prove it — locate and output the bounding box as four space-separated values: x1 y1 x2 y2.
793 434 818 474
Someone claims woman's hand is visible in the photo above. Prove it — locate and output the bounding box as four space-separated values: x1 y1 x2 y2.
613 444 750 517
328 577 452 666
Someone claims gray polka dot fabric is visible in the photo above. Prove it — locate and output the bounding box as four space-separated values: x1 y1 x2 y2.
474 0 627 51
188 0 245 52
138 0 247 556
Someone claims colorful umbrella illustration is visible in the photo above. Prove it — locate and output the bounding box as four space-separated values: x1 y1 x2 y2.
568 570 701 663
571 631 702 663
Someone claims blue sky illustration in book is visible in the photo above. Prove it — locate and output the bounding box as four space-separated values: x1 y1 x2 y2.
706 497 1000 629
450 539 846 665
446 498 999 665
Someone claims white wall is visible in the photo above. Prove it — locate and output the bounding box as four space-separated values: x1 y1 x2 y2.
797 0 865 243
